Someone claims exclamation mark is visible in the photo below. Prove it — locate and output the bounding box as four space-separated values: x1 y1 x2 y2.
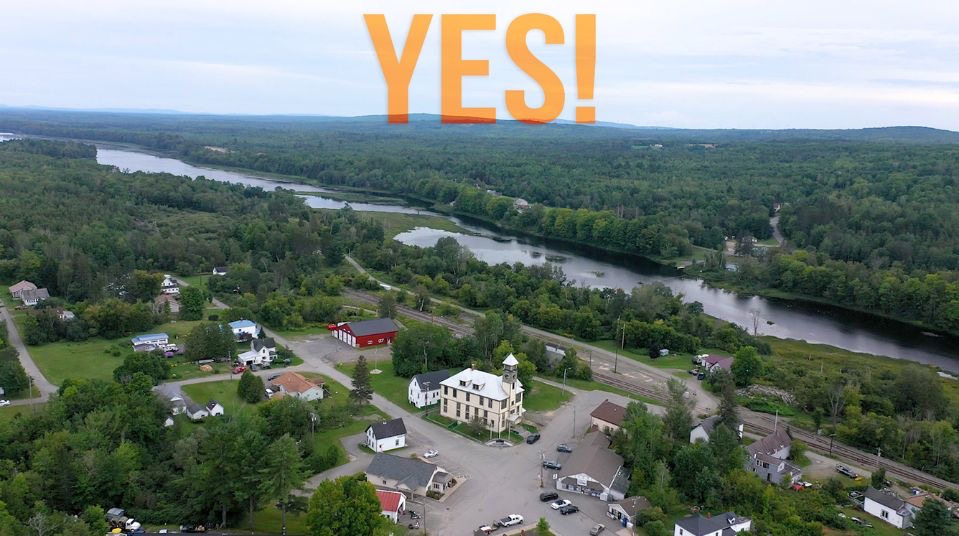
575 14 596 124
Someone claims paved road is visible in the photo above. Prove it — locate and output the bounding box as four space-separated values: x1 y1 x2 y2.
0 304 56 404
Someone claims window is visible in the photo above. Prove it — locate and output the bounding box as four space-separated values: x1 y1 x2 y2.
488 398 493 408
501 399 507 409
484 410 488 418
395 439 400 446
881 510 889 520
443 385 448 395
466 393 470 403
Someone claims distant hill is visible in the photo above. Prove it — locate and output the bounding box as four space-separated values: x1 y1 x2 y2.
0 108 957 144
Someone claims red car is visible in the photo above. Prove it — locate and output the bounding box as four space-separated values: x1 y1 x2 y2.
232 366 246 374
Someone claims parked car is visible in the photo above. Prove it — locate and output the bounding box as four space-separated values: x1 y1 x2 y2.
526 433 541 444
232 366 246 374
178 525 206 533
556 443 572 453
267 374 281 382
496 514 523 527
560 505 579 515
423 449 439 458
688 368 699 375
0 400 10 407
250 364 259 372
589 524 605 535
836 464 860 479
550 499 571 510
265 388 274 397
542 460 562 470
478 525 495 534
539 492 559 502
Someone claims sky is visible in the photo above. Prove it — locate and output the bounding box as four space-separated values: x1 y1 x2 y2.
3 0 959 129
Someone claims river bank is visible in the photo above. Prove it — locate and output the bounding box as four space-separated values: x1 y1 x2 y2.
15 135 948 371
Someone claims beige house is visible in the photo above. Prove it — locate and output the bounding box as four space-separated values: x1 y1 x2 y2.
590 399 627 434
8 280 37 299
440 354 524 434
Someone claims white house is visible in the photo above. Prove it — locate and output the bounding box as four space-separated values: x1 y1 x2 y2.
160 275 180 295
205 400 225 417
376 490 406 523
674 513 751 536
229 320 260 341
607 497 650 528
131 333 170 351
366 418 407 452
186 403 209 421
212 266 228 276
237 338 277 367
745 429 801 485
690 415 743 443
169 396 187 415
19 288 50 307
270 372 324 401
864 488 915 529
408 370 451 408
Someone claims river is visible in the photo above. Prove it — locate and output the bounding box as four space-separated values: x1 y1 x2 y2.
6 133 955 371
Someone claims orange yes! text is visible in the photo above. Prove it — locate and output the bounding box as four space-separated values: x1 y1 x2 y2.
364 13 596 125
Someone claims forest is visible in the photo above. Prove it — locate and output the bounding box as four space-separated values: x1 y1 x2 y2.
1 110 957 332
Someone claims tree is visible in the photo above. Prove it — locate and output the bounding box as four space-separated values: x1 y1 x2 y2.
350 355 373 406
238 370 265 403
663 378 693 446
391 324 454 377
536 517 553 536
716 371 739 429
259 435 305 535
709 424 745 475
731 346 762 387
0 357 30 395
913 498 957 536
307 475 386 536
870 467 887 489
113 351 170 385
179 286 207 321
377 293 397 319
466 415 487 438
129 270 163 302
185 322 235 362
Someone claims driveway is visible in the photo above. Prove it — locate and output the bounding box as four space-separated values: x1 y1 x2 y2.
0 304 56 404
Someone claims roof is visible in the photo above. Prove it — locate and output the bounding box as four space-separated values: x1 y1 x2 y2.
441 367 523 401
9 280 36 293
376 490 404 513
154 293 179 304
205 400 222 411
186 403 206 415
590 399 627 427
560 431 626 488
366 453 437 490
747 429 791 457
213 266 228 271
611 497 651 517
675 513 749 536
20 288 50 301
368 417 407 439
411 370 452 391
694 415 722 435
704 354 733 370
229 319 257 329
344 318 399 336
131 333 169 344
238 350 258 360
502 353 519 366
271 372 323 394
865 487 906 511
252 337 277 351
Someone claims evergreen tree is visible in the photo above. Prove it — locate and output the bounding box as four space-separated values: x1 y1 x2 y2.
350 355 373 406
377 293 397 319
179 286 206 321
238 370 265 403
259 435 305 535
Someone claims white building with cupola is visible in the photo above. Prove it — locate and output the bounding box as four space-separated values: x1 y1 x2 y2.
439 355 525 434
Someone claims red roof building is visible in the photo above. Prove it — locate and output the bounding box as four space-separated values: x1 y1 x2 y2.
331 318 399 348
376 490 406 523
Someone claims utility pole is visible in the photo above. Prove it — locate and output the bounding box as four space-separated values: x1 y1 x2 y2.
539 450 544 488
563 367 569 391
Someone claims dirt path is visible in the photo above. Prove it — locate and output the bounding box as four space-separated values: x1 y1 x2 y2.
1 304 56 404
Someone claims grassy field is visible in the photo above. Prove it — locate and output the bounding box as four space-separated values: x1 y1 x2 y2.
338 360 412 409
0 404 41 422
357 211 467 238
27 317 214 385
524 379 572 412
181 379 255 417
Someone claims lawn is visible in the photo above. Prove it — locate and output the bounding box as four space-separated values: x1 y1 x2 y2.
179 274 209 290
588 339 697 371
181 379 256 417
338 360 414 410
27 317 210 385
0 404 41 422
524 379 572 412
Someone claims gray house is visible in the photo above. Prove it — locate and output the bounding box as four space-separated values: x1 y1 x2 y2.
745 429 801 485
556 431 629 501
365 453 450 496
674 512 751 536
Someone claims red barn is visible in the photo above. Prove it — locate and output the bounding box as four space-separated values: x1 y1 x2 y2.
332 318 399 348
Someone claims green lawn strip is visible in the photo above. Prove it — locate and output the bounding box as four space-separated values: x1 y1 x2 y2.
423 411 523 444
524 380 572 412
179 274 209 291
587 339 697 370
242 502 310 535
0 404 41 422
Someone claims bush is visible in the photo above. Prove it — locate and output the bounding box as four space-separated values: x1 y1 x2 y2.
237 370 265 403
426 490 443 500
207 314 219 321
